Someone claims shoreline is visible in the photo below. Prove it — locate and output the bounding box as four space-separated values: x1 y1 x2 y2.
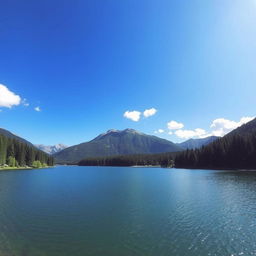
0 166 54 171
74 165 256 171
131 165 170 168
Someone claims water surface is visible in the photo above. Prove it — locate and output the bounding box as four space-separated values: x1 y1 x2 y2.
0 166 256 256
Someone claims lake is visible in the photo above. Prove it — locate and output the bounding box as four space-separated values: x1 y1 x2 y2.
0 166 256 256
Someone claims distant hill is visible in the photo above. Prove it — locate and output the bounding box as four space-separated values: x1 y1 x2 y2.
175 117 256 169
54 129 183 163
35 144 68 154
178 136 219 150
0 128 34 147
0 128 54 167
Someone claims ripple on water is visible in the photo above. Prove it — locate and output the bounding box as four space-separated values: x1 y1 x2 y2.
0 167 256 256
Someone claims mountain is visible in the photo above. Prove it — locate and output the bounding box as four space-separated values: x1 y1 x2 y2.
227 118 256 137
0 128 67 155
35 144 68 154
0 128 34 147
175 117 256 169
54 128 183 163
0 129 54 167
178 136 219 150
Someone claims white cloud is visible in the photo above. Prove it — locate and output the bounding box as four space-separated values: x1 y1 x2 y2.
154 129 164 134
143 108 157 118
239 116 254 124
124 110 141 122
173 116 255 140
175 128 207 139
195 128 208 137
152 115 256 141
0 84 21 108
34 106 41 112
210 116 255 137
167 120 184 130
175 130 196 139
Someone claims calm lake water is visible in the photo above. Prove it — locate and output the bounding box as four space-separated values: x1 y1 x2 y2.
0 166 256 256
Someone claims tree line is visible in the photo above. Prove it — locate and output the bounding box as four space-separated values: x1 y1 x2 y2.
78 152 176 167
175 133 256 169
0 134 54 168
78 131 256 170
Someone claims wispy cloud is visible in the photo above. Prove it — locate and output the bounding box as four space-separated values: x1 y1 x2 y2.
154 129 164 134
22 98 30 107
175 128 207 139
0 84 21 108
34 106 41 112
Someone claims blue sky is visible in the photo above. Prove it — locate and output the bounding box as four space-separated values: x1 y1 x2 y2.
0 0 255 145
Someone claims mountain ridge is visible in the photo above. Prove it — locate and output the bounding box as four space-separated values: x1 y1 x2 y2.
0 127 54 167
227 118 256 137
34 144 68 154
175 117 256 169
0 128 34 147
178 136 219 150
53 128 183 163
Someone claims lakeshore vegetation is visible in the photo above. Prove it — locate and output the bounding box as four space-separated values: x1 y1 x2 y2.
78 118 256 170
0 134 54 169
78 152 175 167
1 118 256 170
78 132 256 169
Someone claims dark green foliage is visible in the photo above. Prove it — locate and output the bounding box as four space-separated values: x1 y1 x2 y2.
0 128 34 146
16 142 26 167
7 156 16 167
26 145 35 166
78 152 176 167
0 135 8 165
0 134 54 167
78 119 256 169
54 129 183 163
175 118 256 169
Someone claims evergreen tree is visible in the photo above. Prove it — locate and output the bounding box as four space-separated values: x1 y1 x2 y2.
0 134 54 168
174 131 256 170
7 156 16 167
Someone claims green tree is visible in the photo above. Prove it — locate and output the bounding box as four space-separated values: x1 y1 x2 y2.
7 156 16 167
32 160 42 168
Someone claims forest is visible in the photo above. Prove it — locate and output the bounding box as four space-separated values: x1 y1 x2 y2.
175 132 256 169
78 152 176 167
0 134 54 168
78 131 256 170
